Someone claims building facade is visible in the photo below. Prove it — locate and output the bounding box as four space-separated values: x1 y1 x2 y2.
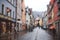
25 7 34 30
16 0 22 31
21 0 26 30
25 7 31 30
47 0 60 37
43 11 48 28
0 0 17 34
47 0 56 30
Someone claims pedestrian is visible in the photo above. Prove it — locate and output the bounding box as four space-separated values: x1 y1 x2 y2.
37 23 40 28
14 26 17 34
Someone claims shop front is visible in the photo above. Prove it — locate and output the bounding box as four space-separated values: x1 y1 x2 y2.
0 19 6 35
0 15 16 35
55 20 60 37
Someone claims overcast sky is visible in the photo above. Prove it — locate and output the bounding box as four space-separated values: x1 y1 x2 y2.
25 0 50 11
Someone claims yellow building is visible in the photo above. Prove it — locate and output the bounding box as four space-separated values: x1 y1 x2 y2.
39 18 43 26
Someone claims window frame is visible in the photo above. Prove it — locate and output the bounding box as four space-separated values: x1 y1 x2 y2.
6 7 11 17
2 4 4 15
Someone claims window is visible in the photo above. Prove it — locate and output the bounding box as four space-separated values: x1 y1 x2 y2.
13 11 16 19
7 0 14 5
21 0 23 3
17 19 20 21
12 0 13 4
8 0 12 3
13 11 14 18
11 11 14 18
48 16 51 20
13 0 16 6
57 8 60 16
8 10 11 17
8 0 11 2
6 8 11 17
21 9 23 12
57 0 60 4
11 0 12 2
2 4 4 14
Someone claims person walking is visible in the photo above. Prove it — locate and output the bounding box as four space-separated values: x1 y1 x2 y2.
37 23 40 28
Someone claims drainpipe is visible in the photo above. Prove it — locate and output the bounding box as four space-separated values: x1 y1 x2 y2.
16 0 17 32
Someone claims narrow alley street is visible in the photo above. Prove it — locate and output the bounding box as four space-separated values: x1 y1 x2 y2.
0 0 60 40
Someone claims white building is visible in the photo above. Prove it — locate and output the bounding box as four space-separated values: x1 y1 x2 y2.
25 7 30 29
16 0 22 31
43 11 48 28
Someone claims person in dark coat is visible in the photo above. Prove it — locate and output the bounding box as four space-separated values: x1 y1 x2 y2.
37 23 40 28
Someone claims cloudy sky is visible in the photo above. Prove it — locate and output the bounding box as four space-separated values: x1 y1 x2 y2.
25 0 50 11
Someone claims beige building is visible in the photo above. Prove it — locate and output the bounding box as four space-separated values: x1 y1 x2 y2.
39 18 43 26
16 0 26 31
21 0 26 30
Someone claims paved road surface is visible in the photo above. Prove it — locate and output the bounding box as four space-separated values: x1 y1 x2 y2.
18 27 54 40
0 27 55 40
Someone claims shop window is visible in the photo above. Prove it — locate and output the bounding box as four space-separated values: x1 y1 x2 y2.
2 4 4 15
0 22 2 34
6 22 11 33
2 22 6 34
